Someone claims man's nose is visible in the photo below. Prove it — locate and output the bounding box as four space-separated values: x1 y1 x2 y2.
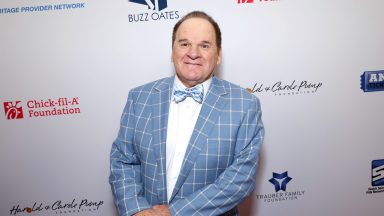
187 45 200 59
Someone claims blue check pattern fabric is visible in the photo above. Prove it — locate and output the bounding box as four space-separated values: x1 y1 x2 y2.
109 75 265 216
173 83 204 104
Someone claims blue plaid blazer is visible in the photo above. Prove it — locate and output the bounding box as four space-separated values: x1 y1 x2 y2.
110 76 264 216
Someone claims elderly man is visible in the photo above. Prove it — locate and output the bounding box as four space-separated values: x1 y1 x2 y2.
110 11 264 216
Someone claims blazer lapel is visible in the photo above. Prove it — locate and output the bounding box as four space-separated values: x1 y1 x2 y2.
170 76 227 201
152 76 174 203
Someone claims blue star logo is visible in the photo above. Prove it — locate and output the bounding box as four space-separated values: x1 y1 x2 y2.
269 171 292 192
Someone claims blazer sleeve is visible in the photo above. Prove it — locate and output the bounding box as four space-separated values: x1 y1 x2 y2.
169 97 265 215
109 91 151 216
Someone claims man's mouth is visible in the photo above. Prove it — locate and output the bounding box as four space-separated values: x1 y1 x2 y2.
185 62 202 66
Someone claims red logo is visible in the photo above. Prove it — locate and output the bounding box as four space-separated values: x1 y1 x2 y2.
238 0 254 3
3 101 24 120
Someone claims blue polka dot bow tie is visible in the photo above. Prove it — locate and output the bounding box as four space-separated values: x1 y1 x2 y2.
173 84 204 104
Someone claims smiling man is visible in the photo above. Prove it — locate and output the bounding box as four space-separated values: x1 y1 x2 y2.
109 11 264 216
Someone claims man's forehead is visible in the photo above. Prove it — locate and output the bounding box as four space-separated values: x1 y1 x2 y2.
175 18 216 39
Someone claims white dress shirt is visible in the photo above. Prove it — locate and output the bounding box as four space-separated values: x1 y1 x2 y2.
166 76 211 202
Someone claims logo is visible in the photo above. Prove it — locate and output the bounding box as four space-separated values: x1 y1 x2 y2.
372 159 384 187
247 80 323 96
9 198 103 215
127 0 179 23
269 171 292 192
238 0 254 3
3 101 24 120
257 171 305 203
129 0 167 11
360 70 384 92
0 3 86 15
2 97 81 120
366 159 384 195
237 0 279 4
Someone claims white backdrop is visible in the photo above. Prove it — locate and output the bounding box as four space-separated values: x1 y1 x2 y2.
1 0 383 215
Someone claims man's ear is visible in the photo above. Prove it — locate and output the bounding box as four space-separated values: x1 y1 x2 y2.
217 49 222 65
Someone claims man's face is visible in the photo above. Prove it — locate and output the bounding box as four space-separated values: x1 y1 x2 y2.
172 17 222 88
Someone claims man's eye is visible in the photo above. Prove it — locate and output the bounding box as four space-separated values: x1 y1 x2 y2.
180 43 189 47
201 44 210 49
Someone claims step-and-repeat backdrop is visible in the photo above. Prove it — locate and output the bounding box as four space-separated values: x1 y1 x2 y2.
1 0 383 215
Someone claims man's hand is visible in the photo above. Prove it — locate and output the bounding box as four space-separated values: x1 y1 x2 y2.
152 204 171 216
133 205 170 216
133 208 159 216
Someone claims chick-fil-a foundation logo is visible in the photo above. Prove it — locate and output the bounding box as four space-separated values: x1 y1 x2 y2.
3 101 24 120
2 97 81 120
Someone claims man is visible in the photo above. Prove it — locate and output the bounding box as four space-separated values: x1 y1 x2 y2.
110 11 264 216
